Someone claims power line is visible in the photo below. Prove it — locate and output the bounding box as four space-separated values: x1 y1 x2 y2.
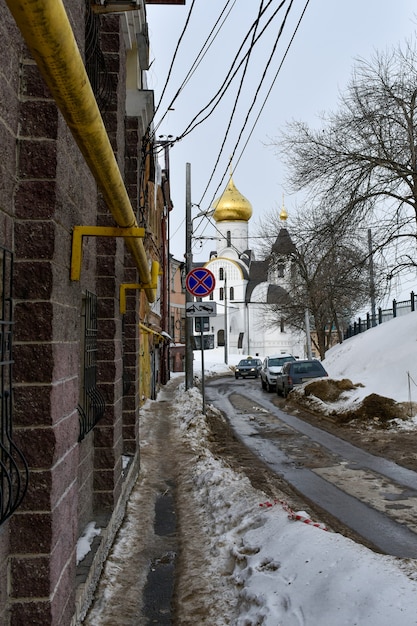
197 0 296 208
197 0 269 203
174 0 284 142
151 0 238 136
152 0 197 120
155 0 312 257
195 0 308 254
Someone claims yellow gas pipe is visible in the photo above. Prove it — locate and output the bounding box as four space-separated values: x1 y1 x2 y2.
6 0 156 302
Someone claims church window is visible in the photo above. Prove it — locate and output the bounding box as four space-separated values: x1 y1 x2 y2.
227 231 231 246
277 264 284 278
280 318 285 332
219 287 224 300
229 286 234 301
219 267 224 280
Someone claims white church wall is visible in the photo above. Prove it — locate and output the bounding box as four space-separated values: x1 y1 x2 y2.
247 303 306 360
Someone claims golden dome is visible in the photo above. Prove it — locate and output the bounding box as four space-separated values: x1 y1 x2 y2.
279 194 288 221
212 177 252 222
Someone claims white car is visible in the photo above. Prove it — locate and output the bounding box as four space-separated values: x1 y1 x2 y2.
260 354 296 392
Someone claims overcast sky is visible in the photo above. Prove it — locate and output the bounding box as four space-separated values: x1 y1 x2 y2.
146 0 416 296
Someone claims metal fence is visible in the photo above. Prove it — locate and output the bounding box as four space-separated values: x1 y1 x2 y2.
344 292 416 339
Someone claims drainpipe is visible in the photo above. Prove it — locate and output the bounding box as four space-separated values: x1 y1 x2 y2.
6 0 155 302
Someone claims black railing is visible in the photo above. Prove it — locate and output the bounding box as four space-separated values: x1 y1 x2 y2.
0 246 29 525
78 291 105 442
344 292 416 339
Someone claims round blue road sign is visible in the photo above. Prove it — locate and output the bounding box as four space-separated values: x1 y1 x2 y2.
185 268 215 297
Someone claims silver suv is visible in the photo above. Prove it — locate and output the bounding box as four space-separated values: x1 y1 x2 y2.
260 354 296 392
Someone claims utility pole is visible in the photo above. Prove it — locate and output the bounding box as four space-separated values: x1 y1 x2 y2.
185 163 194 389
368 228 376 327
157 138 173 385
224 272 228 364
305 309 312 359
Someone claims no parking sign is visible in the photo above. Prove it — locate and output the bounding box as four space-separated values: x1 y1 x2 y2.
185 268 215 297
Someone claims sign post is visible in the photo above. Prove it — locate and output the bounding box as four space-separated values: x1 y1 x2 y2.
185 268 216 414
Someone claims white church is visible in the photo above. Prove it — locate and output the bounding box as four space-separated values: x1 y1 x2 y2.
198 175 306 361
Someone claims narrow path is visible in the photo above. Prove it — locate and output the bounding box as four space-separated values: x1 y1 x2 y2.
83 381 183 625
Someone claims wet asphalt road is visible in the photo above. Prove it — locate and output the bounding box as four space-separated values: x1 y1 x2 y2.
205 376 417 558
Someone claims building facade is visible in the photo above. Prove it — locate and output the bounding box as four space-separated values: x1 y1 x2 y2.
168 256 187 372
0 1 175 624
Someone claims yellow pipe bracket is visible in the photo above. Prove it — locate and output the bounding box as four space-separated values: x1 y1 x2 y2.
71 225 145 281
119 261 160 313
119 284 141 315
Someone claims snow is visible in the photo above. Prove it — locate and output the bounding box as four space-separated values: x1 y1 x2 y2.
84 313 417 625
77 522 101 565
323 311 417 406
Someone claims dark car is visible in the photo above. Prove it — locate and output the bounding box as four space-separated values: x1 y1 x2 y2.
276 359 328 397
235 357 262 379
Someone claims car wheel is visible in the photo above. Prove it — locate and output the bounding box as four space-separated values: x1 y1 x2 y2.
235 374 239 379
261 378 266 390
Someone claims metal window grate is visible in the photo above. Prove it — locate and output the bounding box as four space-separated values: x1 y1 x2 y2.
0 246 29 525
78 291 105 442
85 0 113 113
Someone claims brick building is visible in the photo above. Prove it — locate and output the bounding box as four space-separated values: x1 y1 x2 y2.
169 256 186 372
0 0 176 623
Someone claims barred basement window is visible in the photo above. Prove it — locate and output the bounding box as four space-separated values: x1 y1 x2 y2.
0 245 29 525
78 291 105 442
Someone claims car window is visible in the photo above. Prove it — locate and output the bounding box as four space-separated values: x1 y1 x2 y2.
268 356 294 367
292 362 325 375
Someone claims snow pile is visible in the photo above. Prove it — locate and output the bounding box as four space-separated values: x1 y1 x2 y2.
170 383 417 625
324 312 417 405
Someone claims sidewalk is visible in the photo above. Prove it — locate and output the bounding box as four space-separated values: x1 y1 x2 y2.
82 376 184 625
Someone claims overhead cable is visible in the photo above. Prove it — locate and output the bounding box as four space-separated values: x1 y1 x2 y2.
151 0 237 136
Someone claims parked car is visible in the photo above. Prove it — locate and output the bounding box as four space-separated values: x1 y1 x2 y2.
235 357 262 379
276 359 328 397
260 354 296 392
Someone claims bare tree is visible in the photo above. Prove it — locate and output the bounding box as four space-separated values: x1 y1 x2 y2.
277 40 417 278
256 207 382 359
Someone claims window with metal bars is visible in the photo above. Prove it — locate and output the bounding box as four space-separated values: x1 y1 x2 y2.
85 0 113 113
78 291 105 442
0 246 29 525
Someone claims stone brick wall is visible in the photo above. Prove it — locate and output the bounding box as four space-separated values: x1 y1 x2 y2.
92 13 127 515
9 24 97 626
0 1 97 624
0 1 157 623
123 116 141 455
